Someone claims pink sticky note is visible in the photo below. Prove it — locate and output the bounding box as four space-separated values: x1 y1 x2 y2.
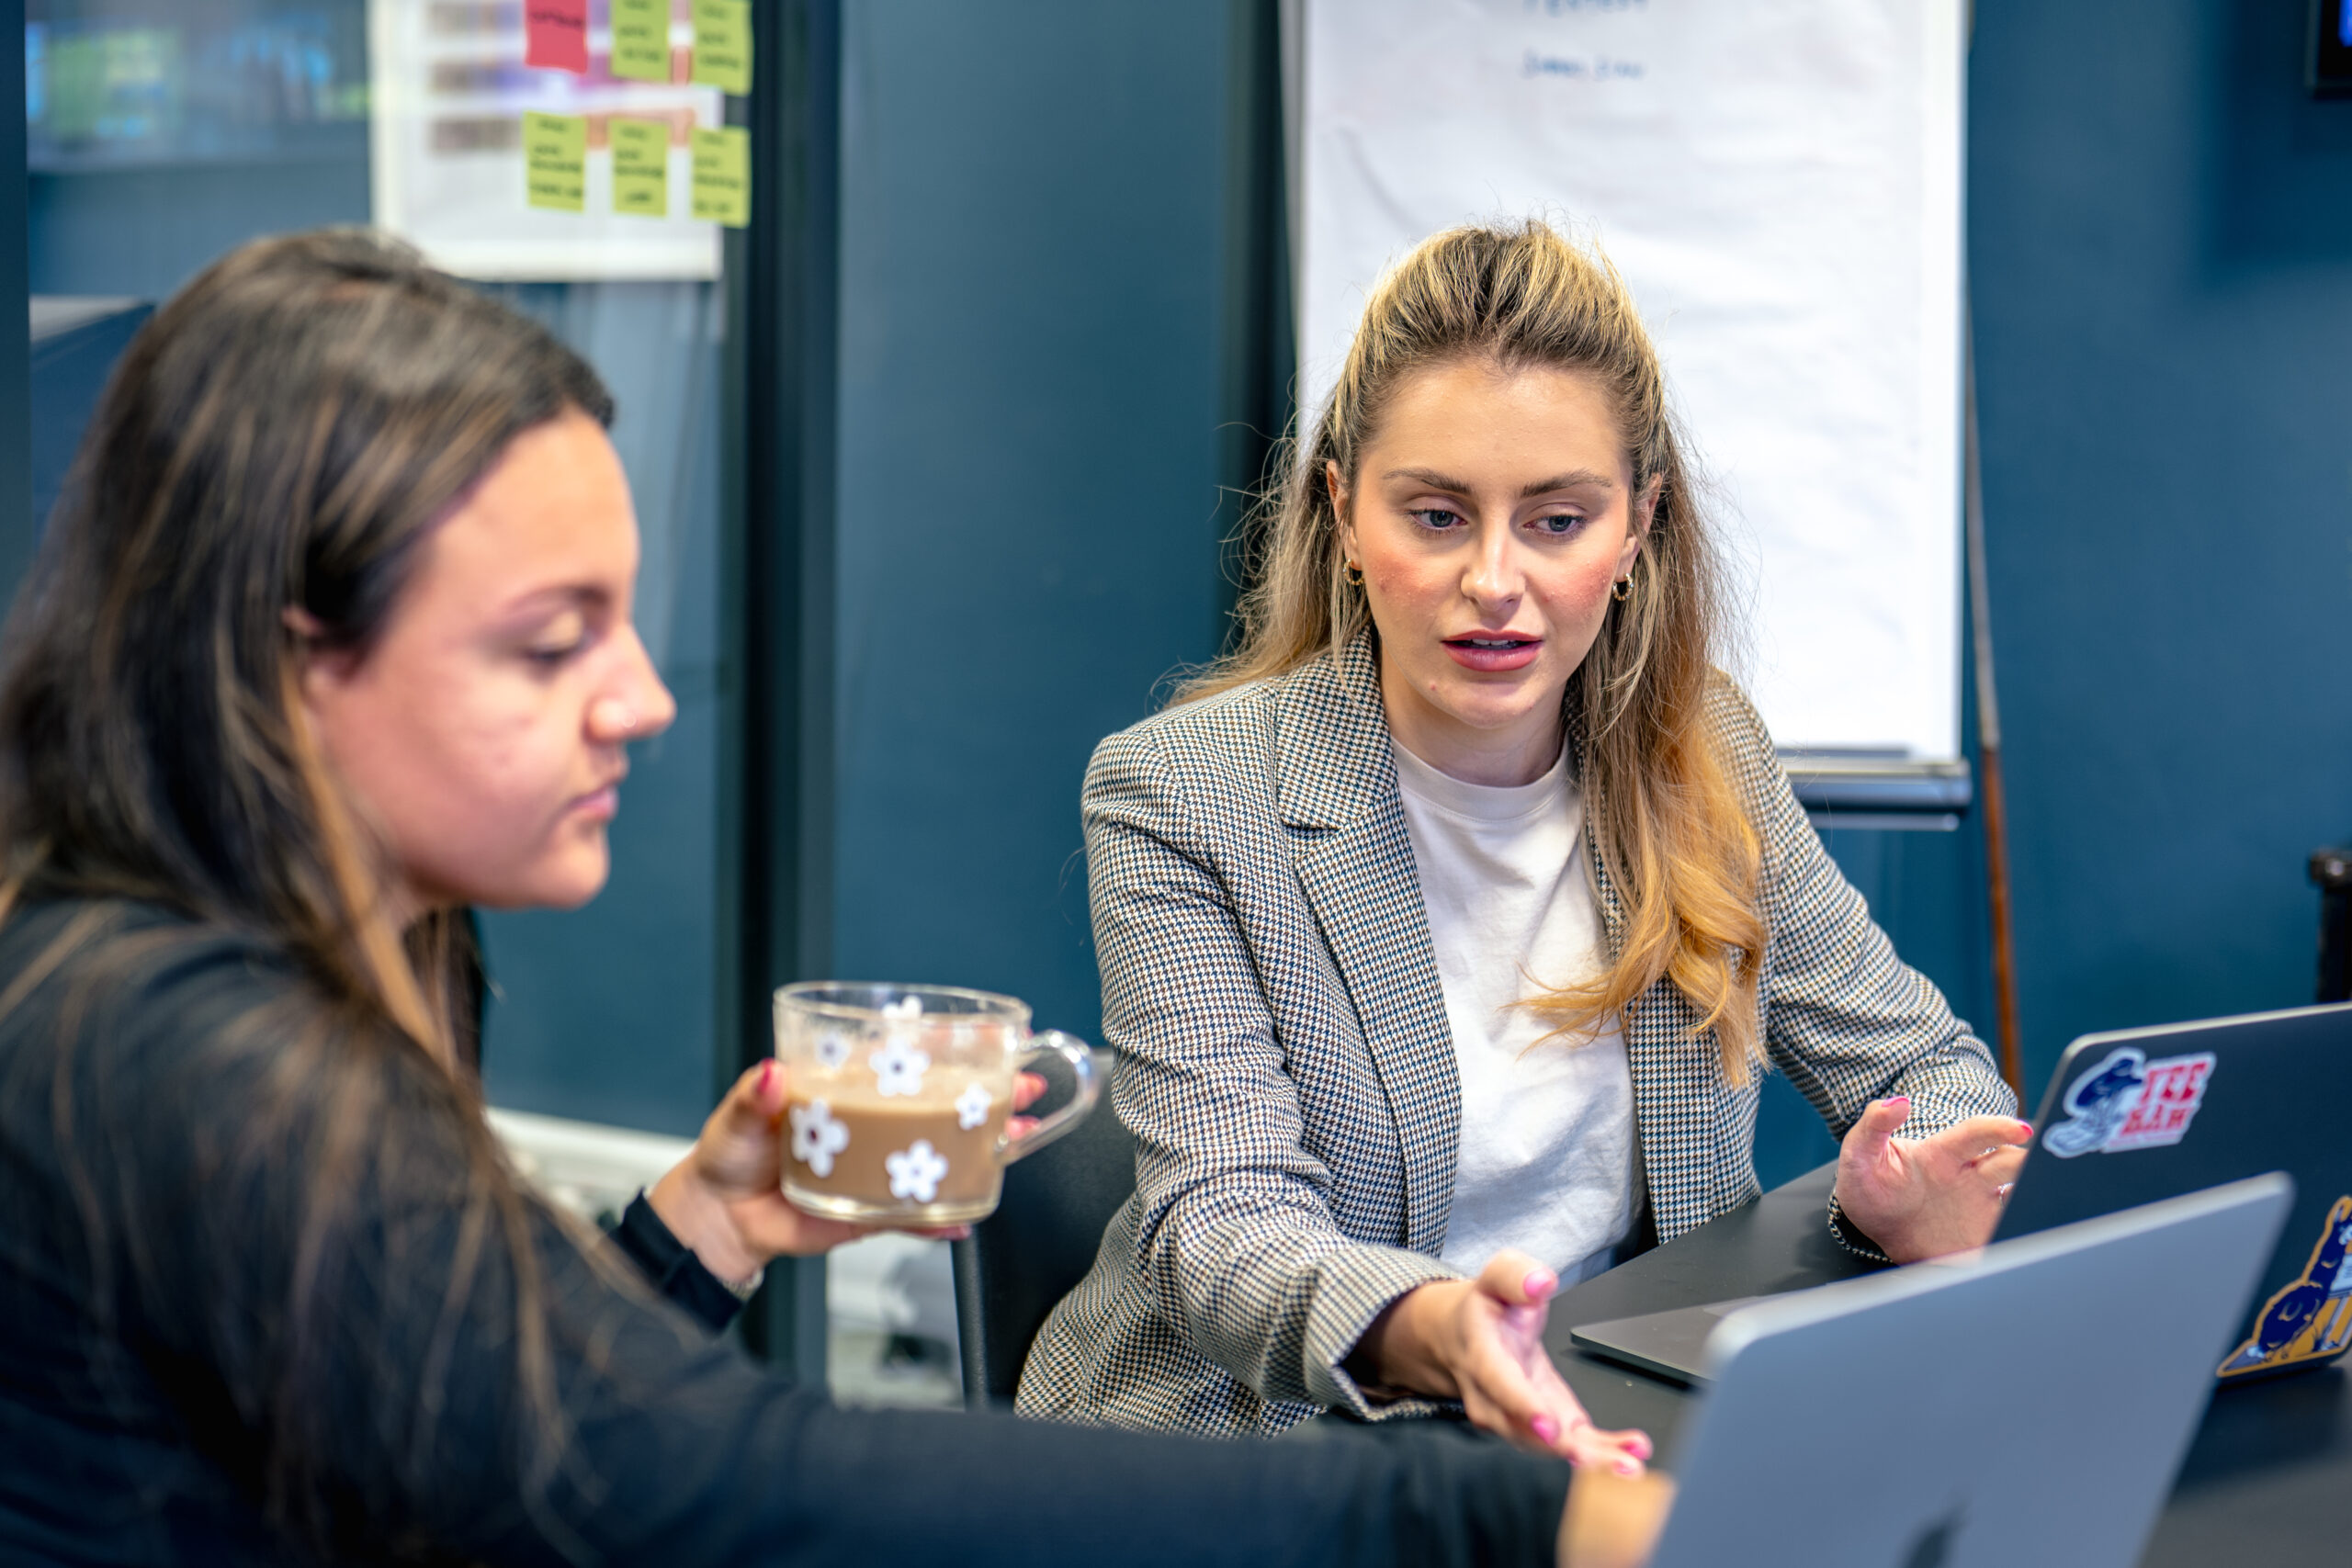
525 0 590 74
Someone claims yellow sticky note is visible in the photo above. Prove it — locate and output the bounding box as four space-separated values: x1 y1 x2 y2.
611 118 671 218
690 126 751 227
610 0 671 84
524 111 587 213
690 0 752 96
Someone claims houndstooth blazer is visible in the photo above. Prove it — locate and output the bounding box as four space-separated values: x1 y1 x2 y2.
1015 634 2016 1438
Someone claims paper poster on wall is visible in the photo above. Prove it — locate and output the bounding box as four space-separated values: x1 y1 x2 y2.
1298 0 1965 762
369 0 723 280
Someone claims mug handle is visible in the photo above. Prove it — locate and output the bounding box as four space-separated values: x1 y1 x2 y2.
1001 1030 1101 1164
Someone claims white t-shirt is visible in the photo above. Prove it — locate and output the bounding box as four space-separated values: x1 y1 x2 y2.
1392 739 1640 1286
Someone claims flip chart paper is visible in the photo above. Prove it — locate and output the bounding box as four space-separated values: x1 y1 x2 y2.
690 0 753 96
523 111 587 212
523 0 589 75
611 0 672 84
689 125 750 227
610 117 671 217
1298 0 1965 761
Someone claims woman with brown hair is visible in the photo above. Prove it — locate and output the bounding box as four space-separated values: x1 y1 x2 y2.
1019 220 2028 1466
0 231 1660 1566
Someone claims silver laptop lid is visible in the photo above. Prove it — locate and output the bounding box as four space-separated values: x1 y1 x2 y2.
1647 1174 2292 1568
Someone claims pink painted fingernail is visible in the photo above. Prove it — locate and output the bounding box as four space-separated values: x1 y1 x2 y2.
1530 1416 1559 1443
1617 1459 1641 1477
757 1060 778 1096
1524 1269 1556 1300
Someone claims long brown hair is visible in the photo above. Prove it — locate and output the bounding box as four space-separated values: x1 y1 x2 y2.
1188 220 1770 1079
0 230 616 1539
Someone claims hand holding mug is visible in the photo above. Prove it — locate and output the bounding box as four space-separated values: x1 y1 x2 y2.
773 983 1101 1225
647 1059 1049 1287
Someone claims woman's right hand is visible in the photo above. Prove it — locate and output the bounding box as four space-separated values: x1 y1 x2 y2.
1356 1249 1653 1472
647 1061 1047 1284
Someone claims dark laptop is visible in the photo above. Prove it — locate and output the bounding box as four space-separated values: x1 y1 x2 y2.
1572 1000 2352 1387
1993 1001 2352 1383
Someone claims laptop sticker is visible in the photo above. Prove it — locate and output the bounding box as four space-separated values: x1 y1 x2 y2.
2217 1196 2352 1379
2041 1046 2217 1158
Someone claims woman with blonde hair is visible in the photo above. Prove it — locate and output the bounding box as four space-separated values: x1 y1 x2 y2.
1019 220 2026 1466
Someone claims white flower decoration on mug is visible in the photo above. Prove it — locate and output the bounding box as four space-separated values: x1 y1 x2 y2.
815 1030 853 1071
885 1139 949 1203
789 1099 849 1178
871 1035 930 1098
955 1081 992 1132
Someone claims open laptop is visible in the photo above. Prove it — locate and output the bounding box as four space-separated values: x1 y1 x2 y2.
1574 1001 2352 1386
1645 1176 2291 1568
1993 1002 2352 1383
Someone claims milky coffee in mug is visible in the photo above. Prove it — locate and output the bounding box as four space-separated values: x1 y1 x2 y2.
774 982 1101 1224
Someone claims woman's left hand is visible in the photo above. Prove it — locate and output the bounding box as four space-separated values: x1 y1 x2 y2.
1832 1095 2034 1263
646 1061 1046 1288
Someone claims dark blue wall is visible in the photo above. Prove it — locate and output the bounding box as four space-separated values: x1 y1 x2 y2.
1969 0 2352 1096
28 147 370 300
827 3 1261 1043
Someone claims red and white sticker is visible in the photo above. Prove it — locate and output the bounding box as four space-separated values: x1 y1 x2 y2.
2042 1046 2216 1158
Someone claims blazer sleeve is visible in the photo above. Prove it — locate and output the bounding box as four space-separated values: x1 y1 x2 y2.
1084 727 1463 1420
1715 683 2020 1255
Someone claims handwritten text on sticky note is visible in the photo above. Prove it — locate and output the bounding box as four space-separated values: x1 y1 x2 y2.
611 118 671 218
524 111 587 212
690 0 753 96
610 0 672 84
690 126 751 227
524 0 589 75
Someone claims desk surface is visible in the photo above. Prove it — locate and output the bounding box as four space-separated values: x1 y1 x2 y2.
1544 1164 2351 1563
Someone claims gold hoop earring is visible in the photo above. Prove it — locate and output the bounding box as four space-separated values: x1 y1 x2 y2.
1611 574 1634 603
1344 560 1365 588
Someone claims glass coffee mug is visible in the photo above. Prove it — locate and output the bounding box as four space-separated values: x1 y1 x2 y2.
774 982 1102 1224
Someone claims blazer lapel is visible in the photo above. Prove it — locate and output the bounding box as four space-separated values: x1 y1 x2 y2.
1277 637 1461 1255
